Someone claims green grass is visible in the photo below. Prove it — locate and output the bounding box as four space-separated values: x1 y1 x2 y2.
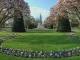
1 30 80 60
71 27 80 30
2 30 80 51
26 30 57 33
1 27 12 31
1 53 80 60
0 31 10 37
74 32 80 35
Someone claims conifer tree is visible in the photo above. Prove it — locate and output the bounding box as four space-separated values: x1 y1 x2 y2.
12 10 26 32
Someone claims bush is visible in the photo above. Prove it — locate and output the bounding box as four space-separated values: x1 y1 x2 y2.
28 23 34 29
46 24 53 29
49 24 53 29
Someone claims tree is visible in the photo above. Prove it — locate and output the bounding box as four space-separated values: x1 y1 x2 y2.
63 0 80 20
12 10 26 32
57 17 71 32
49 0 77 32
68 14 79 28
0 0 14 29
24 16 39 29
5 18 13 28
44 16 57 29
71 20 79 28
63 0 80 28
0 0 30 30
24 15 31 30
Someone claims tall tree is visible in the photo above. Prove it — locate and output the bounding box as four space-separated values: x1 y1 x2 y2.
63 0 80 20
57 17 71 32
12 10 26 32
48 0 80 32
0 0 30 30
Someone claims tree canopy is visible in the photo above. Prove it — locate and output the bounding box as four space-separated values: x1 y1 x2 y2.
0 0 30 28
44 0 80 30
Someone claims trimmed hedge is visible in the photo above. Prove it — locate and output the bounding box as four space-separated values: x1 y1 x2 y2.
57 18 71 32
44 24 53 29
12 10 26 32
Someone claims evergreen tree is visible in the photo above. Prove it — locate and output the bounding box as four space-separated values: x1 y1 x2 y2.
57 17 71 32
12 10 26 32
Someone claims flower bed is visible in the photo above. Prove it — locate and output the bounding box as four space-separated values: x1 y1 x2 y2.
64 33 80 40
0 33 18 45
0 46 80 58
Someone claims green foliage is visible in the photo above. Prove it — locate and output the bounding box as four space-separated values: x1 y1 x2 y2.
12 10 26 32
24 16 38 29
0 32 9 37
28 23 34 29
44 24 53 29
28 23 38 29
57 18 71 32
48 24 53 29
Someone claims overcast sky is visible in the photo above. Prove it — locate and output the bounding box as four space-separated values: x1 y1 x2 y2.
24 0 57 21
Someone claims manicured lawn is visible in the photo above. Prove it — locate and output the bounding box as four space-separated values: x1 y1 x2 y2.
2 30 80 51
73 32 80 36
1 27 12 32
1 53 80 60
1 30 80 60
0 31 10 37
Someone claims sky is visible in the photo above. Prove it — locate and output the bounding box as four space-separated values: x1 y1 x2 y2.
24 0 57 21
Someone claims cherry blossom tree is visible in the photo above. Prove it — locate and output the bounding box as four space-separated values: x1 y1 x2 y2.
44 15 57 29
0 0 30 30
45 0 79 32
63 0 80 28
63 0 80 20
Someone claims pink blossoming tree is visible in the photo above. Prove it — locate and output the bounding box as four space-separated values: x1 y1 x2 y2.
0 0 30 31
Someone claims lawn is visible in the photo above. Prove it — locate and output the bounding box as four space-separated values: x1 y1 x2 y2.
0 31 10 37
0 53 80 60
2 30 80 51
73 32 80 36
0 30 80 60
